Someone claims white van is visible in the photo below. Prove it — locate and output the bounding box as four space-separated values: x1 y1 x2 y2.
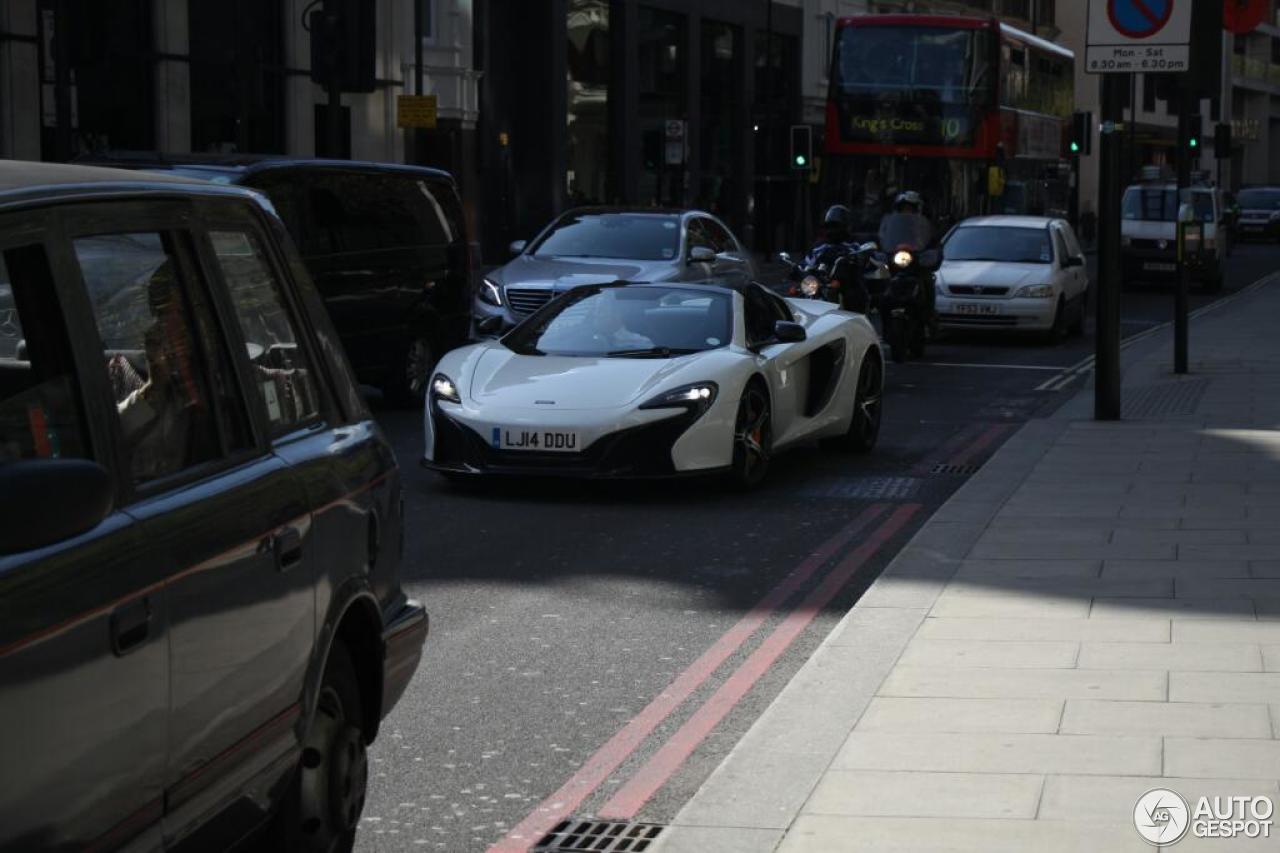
1120 181 1226 291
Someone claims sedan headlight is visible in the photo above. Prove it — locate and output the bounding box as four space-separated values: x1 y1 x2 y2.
639 382 719 416
1014 284 1055 298
431 373 461 403
800 276 822 297
893 250 914 269
479 277 503 306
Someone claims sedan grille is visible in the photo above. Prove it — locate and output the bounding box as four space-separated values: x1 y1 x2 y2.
506 287 556 316
947 285 1010 297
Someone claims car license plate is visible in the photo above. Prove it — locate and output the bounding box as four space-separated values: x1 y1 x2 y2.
955 302 1001 315
493 427 580 452
1143 262 1176 272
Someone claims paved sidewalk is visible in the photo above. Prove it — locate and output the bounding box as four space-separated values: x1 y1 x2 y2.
654 273 1280 853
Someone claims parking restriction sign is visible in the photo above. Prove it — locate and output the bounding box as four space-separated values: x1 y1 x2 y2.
1086 0 1192 74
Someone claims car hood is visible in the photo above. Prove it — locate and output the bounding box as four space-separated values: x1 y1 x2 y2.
467 345 701 411
938 261 1047 289
491 255 679 288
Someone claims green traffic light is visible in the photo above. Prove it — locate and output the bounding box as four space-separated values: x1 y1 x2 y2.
1070 141 1080 153
1189 137 1199 148
795 155 807 167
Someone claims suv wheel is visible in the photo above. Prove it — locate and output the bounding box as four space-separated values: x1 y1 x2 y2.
282 643 367 853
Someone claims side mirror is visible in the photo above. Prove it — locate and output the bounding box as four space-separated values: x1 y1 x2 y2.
0 458 114 554
917 249 943 272
774 320 807 343
508 240 527 256
689 246 716 264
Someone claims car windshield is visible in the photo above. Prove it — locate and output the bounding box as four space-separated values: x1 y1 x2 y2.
1237 189 1280 211
528 213 682 261
943 226 1052 264
502 285 732 358
1122 188 1215 223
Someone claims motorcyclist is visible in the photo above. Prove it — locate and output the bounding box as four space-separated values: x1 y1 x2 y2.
800 204 870 311
878 190 938 329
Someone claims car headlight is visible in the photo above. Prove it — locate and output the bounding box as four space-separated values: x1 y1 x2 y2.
893 250 913 269
639 382 719 416
431 373 461 403
1014 284 1055 298
800 276 821 297
479 277 503 306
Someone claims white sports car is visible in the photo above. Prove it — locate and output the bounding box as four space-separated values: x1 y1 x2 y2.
423 281 883 486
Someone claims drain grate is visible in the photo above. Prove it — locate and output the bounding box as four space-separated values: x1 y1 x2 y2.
532 820 663 852
798 476 923 501
1123 378 1210 419
931 463 981 476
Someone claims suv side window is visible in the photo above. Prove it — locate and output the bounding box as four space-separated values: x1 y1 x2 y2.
75 232 251 486
208 229 320 435
0 244 89 463
303 172 446 255
701 219 736 255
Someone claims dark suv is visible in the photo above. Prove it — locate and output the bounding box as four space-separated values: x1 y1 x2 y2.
84 155 473 405
0 161 426 851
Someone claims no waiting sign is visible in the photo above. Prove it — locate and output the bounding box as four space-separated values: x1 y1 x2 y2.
1086 0 1193 74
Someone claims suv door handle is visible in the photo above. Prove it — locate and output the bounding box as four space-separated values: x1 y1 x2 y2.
272 527 303 572
110 597 151 657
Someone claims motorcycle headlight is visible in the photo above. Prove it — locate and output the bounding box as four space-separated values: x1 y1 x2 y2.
800 276 821 297
1014 284 1055 298
430 373 461 403
479 277 503 306
639 382 719 416
893 250 914 269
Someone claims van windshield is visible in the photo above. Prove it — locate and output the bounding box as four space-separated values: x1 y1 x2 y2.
1122 188 1214 223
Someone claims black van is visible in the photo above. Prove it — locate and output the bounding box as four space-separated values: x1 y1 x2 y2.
85 155 472 405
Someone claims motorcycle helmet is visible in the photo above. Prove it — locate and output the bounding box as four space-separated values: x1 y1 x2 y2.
823 204 853 229
893 191 923 214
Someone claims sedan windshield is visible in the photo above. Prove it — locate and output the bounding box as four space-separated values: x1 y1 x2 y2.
529 213 682 261
1237 189 1280 211
503 286 732 358
943 226 1052 264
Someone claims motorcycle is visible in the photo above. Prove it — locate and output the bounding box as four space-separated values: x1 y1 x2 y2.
875 213 942 364
777 242 886 314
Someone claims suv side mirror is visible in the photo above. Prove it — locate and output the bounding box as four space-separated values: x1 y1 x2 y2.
774 320 807 343
0 459 114 554
508 240 527 256
689 246 716 264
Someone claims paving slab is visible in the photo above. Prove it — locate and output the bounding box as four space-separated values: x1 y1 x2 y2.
854 697 1063 734
774 816 1146 853
805 770 1043 819
1060 699 1273 738
877 667 1167 701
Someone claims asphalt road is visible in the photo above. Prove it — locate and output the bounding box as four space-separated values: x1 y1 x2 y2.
353 242 1280 853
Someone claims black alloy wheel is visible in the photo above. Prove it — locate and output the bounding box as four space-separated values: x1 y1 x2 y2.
844 353 883 453
385 336 434 407
287 643 367 853
730 382 772 489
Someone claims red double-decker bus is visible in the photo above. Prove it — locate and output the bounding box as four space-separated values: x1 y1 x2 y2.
823 14 1074 231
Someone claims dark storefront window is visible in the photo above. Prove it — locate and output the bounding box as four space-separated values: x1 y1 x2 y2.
753 30 798 252
39 0 154 158
699 21 741 223
567 0 611 204
189 0 286 154
638 7 687 207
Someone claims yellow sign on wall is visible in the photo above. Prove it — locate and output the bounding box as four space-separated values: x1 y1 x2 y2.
397 95 438 129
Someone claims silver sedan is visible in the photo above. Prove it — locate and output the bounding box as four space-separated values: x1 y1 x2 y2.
473 207 755 335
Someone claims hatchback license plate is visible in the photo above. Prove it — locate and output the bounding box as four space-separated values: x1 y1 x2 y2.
955 302 1001 315
494 427 580 452
1143 262 1176 272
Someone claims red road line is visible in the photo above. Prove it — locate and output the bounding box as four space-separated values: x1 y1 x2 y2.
949 422 1017 468
910 422 987 474
486 503 889 853
598 503 922 819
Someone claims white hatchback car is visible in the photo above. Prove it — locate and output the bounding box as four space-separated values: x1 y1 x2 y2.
935 216 1090 338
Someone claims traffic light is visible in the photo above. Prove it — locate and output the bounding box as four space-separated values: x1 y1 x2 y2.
309 0 377 93
790 125 812 171
1214 122 1232 160
1069 111 1091 156
1187 114 1202 152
